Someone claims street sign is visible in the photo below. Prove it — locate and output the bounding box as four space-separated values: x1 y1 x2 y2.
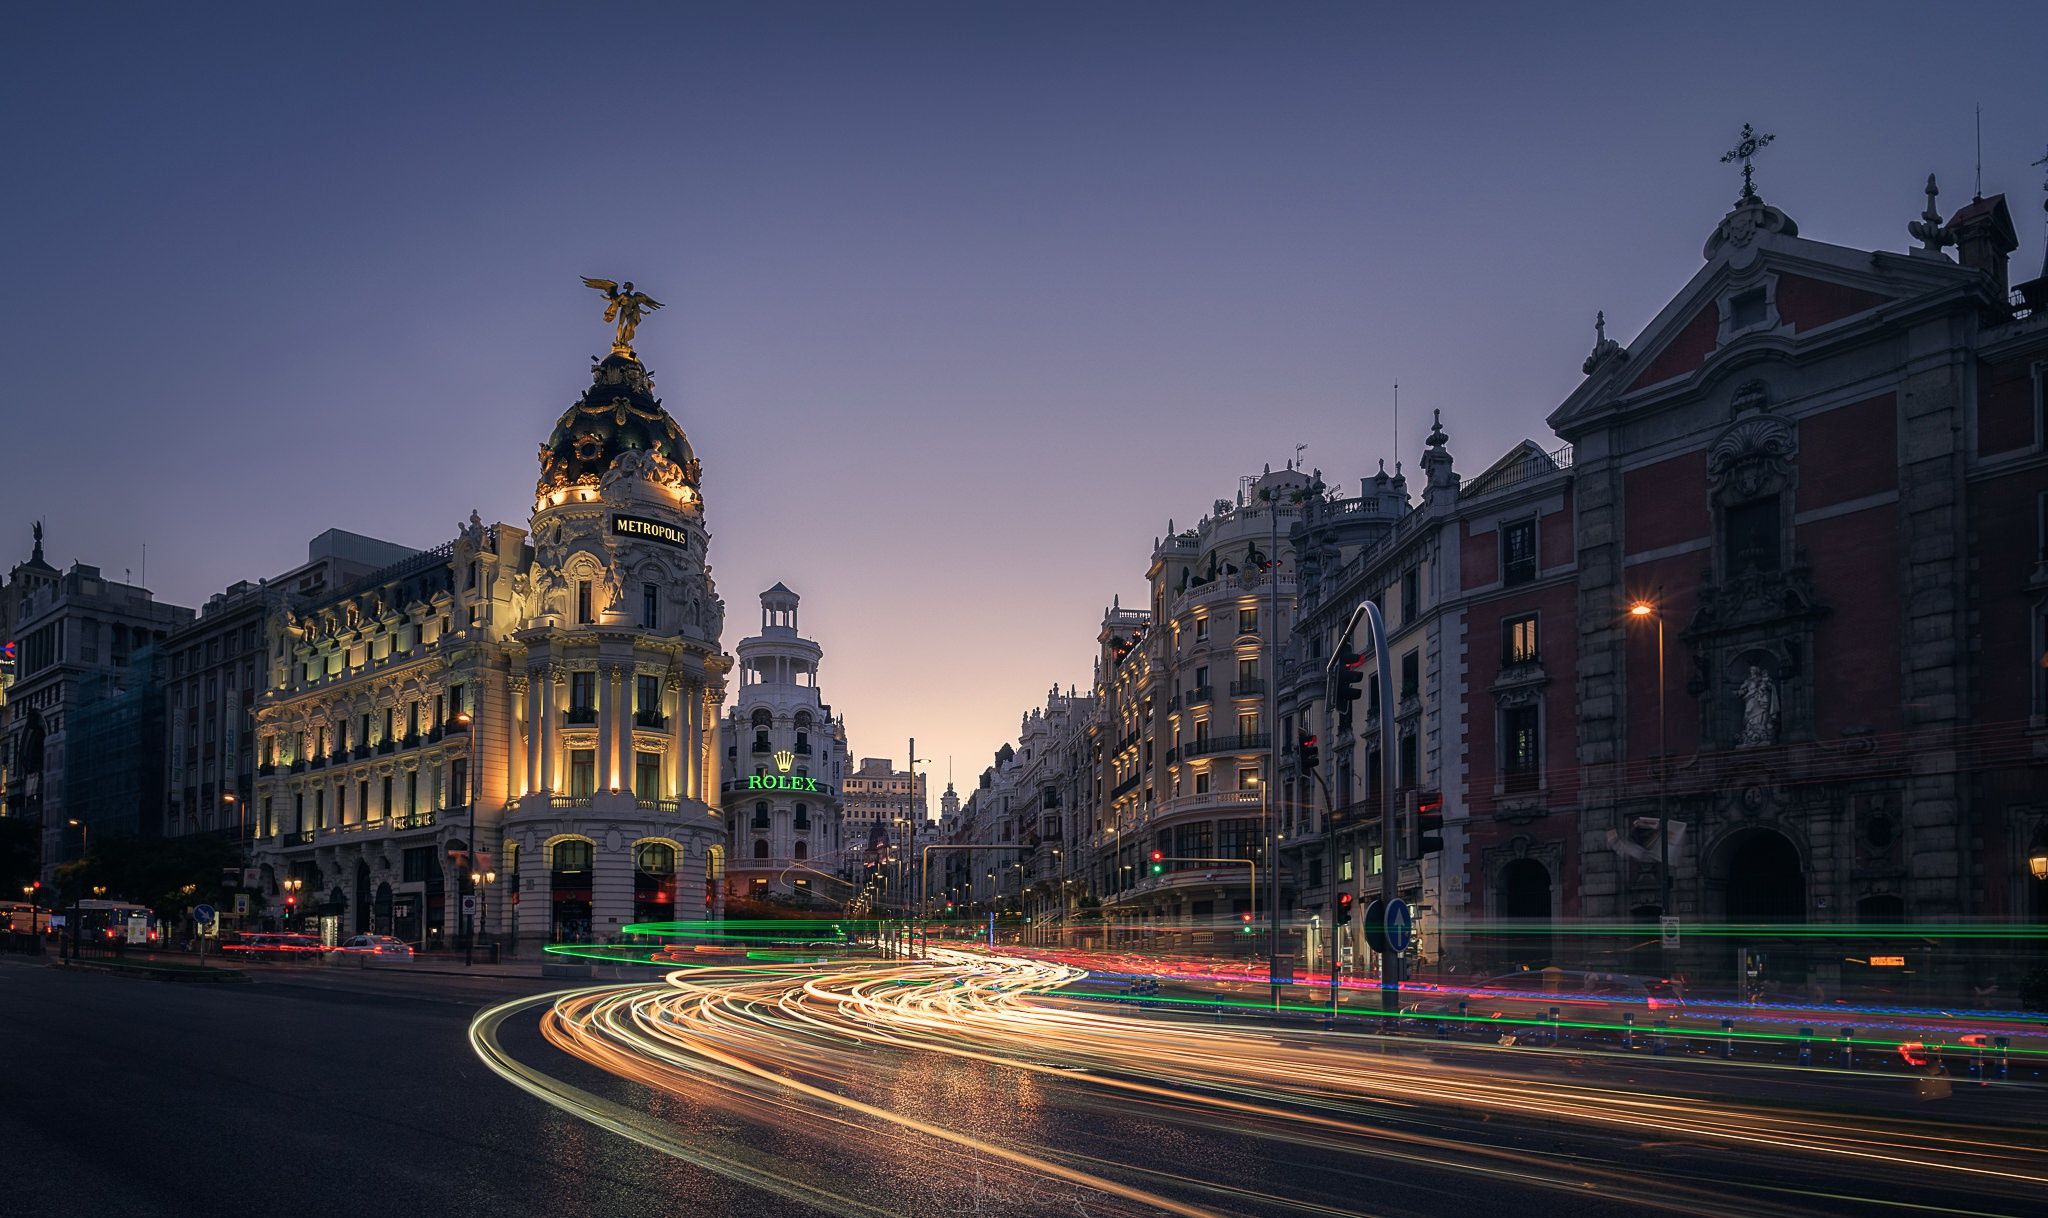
126 915 148 945
1382 899 1412 955
233 894 251 916
1361 898 1388 955
460 895 478 915
192 904 217 926
1660 916 1681 949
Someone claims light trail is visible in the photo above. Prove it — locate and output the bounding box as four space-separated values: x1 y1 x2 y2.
474 949 2048 1217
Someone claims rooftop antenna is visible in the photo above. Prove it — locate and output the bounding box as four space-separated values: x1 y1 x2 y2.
1974 103 1983 198
139 543 146 591
1393 380 1400 466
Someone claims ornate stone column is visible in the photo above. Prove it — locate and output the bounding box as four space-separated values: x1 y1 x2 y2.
596 665 616 792
700 683 723 800
525 671 543 795
617 666 636 796
665 675 686 801
508 674 530 799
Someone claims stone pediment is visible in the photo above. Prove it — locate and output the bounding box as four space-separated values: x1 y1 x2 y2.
1548 219 1979 437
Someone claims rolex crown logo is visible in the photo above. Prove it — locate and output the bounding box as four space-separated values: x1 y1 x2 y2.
774 750 795 774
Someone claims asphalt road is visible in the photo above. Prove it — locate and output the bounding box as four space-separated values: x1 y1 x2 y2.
4 955 2043 1218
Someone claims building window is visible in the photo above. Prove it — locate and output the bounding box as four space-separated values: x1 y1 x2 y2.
1723 498 1782 574
380 774 392 819
1401 568 1419 620
1237 607 1258 635
1729 287 1767 330
753 839 769 860
1503 615 1539 666
1236 710 1258 738
1237 766 1260 790
569 750 596 798
407 770 419 815
1503 704 1540 792
1501 520 1537 586
450 759 468 808
1397 732 1417 789
570 671 596 714
642 582 659 630
1400 651 1419 700
1237 657 1258 686
576 580 593 624
635 751 660 797
753 801 770 829
1194 770 1211 795
1194 615 1208 642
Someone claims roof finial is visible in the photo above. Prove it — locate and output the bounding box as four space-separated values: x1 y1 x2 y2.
1909 173 1954 256
1594 310 1606 345
1721 123 1776 204
31 520 44 563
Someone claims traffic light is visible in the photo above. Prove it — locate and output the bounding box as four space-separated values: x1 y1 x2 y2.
1240 911 1254 934
1336 648 1366 730
1415 791 1444 855
1296 730 1320 776
1335 891 1355 925
1148 849 1165 876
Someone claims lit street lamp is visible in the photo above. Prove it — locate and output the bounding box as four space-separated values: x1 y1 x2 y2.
471 869 497 963
1628 598 1673 922
282 877 303 929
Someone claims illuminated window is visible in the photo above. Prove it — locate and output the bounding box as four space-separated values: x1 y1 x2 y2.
1503 615 1539 666
1238 607 1258 635
634 751 660 797
569 750 595 798
642 583 658 630
576 580 593 624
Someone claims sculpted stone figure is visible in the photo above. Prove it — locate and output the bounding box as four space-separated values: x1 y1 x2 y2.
1739 664 1779 747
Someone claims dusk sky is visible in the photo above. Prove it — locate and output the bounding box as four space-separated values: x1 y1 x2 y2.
5 2 2044 795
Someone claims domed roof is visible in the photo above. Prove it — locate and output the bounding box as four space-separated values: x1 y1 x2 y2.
537 353 700 496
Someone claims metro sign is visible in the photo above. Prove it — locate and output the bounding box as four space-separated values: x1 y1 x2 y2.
746 773 826 794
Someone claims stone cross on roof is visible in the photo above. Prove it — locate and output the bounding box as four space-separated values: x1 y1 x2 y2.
1721 123 1776 204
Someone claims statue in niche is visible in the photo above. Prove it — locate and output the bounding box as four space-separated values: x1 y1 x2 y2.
1738 664 1779 747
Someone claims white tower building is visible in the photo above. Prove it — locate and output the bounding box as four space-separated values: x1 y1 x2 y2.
722 584 848 906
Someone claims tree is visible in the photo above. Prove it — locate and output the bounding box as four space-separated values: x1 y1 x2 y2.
60 833 246 923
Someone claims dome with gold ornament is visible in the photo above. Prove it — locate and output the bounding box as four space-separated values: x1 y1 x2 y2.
536 351 702 500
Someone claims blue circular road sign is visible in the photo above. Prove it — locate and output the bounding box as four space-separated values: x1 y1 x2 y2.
193 904 217 926
1383 899 1412 954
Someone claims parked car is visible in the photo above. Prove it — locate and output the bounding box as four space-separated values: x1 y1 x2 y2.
337 934 415 960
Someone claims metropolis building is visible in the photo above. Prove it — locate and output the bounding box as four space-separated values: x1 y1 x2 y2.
720 583 849 904
250 320 730 946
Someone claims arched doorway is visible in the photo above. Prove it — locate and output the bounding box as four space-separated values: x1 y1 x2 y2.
1725 830 1804 923
353 861 372 934
1496 858 1553 967
373 882 394 936
634 842 676 928
550 839 594 943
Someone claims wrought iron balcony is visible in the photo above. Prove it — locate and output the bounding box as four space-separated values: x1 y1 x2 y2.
564 706 597 726
1175 732 1270 760
634 710 669 729
1228 679 1265 698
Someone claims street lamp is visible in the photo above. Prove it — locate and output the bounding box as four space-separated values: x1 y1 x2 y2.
2029 845 2048 883
1627 598 1673 922
472 869 497 959
66 818 90 857
282 876 303 929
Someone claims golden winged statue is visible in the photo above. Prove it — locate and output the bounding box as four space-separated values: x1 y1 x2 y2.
582 277 664 353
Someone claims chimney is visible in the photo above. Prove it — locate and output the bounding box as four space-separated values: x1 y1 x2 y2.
1946 194 2019 302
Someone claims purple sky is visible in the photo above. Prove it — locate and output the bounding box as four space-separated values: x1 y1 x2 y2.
5 2 2045 793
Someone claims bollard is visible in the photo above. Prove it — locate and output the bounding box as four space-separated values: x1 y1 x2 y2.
1623 1011 1635 1051
1722 1018 1735 1059
1436 1011 1450 1040
1841 1027 1855 1070
1549 1006 1561 1045
1653 1017 1668 1056
1994 1036 2009 1082
1969 1040 1983 1082
1798 1027 1812 1067
1457 1000 1468 1037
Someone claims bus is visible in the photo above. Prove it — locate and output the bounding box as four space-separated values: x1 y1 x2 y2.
72 899 159 945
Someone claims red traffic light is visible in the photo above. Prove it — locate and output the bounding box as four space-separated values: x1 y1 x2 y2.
1239 911 1253 923
1149 850 1163 863
1335 891 1355 925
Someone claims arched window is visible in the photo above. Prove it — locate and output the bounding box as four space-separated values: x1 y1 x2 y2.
635 842 676 876
753 839 769 860
552 839 594 873
793 841 807 861
753 801 770 829
750 708 772 728
794 711 813 730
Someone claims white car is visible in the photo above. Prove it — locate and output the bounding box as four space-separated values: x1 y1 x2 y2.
337 934 415 960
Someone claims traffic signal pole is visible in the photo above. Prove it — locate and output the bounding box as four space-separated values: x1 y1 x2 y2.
1325 598 1399 1027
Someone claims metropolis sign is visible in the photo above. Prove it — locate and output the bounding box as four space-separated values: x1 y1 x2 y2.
612 514 690 549
745 773 831 795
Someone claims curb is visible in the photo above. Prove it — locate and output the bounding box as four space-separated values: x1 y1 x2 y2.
53 958 249 983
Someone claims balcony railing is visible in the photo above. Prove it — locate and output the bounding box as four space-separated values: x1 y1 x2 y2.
1153 789 1264 820
564 706 597 726
376 739 395 755
294 830 316 845
750 740 772 753
1228 679 1265 699
634 711 669 729
258 763 278 777
389 811 437 831
550 794 593 809
351 745 370 760
1175 732 1270 760
309 756 327 770
1111 772 1142 799
641 797 681 814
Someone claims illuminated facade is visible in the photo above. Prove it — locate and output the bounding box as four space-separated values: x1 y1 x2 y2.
250 344 729 946
1078 467 1304 949
720 583 848 905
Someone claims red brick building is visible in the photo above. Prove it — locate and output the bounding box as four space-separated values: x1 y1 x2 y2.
1550 177 2048 984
